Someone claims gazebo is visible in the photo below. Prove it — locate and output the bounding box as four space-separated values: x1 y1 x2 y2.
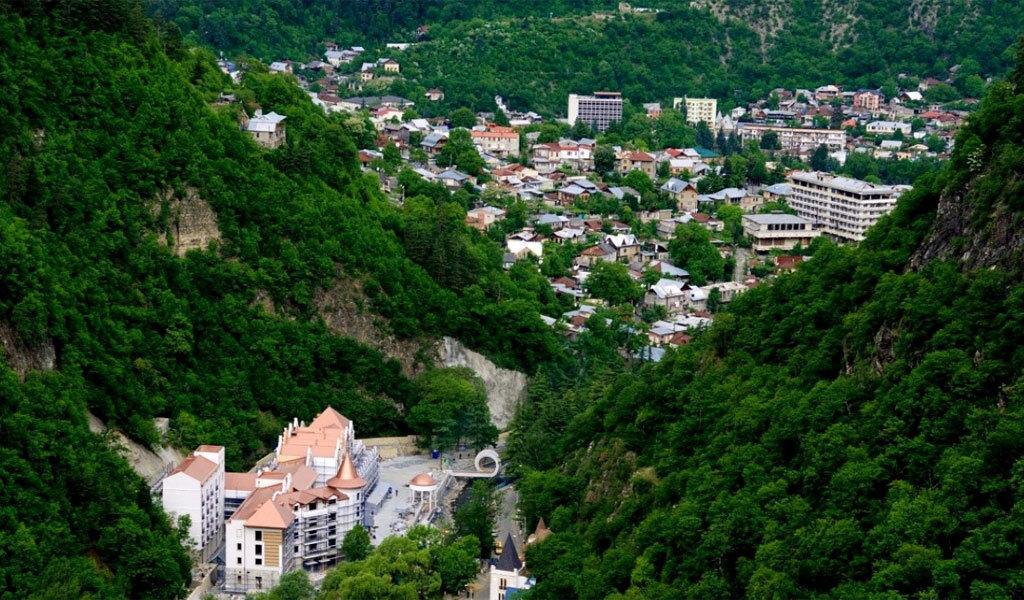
409 472 440 509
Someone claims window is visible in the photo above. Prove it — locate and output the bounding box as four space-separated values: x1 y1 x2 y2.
255 531 262 541
255 576 262 588
500 578 508 590
255 558 262 566
237 557 241 565
237 543 242 550
255 544 262 556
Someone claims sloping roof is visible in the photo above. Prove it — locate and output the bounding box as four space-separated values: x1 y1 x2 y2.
495 532 523 572
247 496 294 529
225 472 258 492
170 454 219 484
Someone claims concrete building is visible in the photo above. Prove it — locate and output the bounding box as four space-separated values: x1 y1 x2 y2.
787 171 904 242
675 97 717 128
739 124 845 155
741 213 820 252
162 445 225 562
617 150 656 178
567 92 623 132
866 120 913 136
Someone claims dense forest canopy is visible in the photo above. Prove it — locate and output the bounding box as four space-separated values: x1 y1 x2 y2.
0 0 562 596
149 0 1024 113
508 44 1024 598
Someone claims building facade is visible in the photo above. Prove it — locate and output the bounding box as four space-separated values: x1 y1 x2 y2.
739 124 845 155
741 213 820 252
678 97 717 128
567 92 622 132
787 171 904 242
162 445 226 562
471 125 520 157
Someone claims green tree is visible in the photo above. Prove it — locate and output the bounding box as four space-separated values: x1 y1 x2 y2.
493 108 510 126
450 107 477 128
668 222 724 286
454 481 497 559
342 524 371 561
760 131 781 150
594 145 617 173
408 368 498 451
585 261 640 306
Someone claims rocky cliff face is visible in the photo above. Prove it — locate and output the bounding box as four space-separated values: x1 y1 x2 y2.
313 275 528 428
438 336 528 429
86 411 184 485
0 322 56 382
156 187 222 257
909 179 1024 277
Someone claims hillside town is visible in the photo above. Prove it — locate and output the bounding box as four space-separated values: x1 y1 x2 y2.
207 42 971 365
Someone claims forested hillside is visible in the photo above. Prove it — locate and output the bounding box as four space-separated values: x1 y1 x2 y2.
0 1 560 596
509 45 1024 599
150 0 1023 113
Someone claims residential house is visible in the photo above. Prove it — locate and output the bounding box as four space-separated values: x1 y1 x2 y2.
245 110 287 149
706 187 762 212
574 243 617 267
269 61 293 74
465 206 506 231
644 278 692 315
421 132 447 156
604 234 641 262
437 169 472 190
617 151 656 178
852 90 883 112
381 59 400 73
424 89 445 102
553 228 586 244
761 183 791 203
536 213 570 231
506 240 543 261
471 125 520 158
661 178 699 212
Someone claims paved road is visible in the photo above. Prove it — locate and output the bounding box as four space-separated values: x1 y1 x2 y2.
460 485 520 600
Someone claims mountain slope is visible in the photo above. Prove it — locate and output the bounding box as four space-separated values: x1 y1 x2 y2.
0 2 562 596
511 45 1024 599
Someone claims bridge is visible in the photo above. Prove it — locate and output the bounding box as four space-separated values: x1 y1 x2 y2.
449 448 500 478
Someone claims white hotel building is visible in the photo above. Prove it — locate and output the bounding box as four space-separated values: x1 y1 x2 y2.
787 171 906 243
162 445 226 562
567 92 622 132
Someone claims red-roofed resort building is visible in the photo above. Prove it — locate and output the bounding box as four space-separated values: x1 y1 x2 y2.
162 407 380 594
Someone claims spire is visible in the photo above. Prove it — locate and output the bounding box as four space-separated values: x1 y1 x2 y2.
327 452 366 489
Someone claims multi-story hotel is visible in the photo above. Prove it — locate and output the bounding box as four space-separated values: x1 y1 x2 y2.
162 445 226 562
739 124 845 155
164 407 381 595
787 171 906 242
567 92 622 132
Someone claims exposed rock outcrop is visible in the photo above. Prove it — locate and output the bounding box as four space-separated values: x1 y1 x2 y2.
87 411 183 485
0 322 56 382
156 187 222 257
909 181 1024 277
313 275 529 428
438 337 527 429
314 276 437 377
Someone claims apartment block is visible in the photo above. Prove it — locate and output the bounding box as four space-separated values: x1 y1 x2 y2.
739 124 845 155
675 97 717 128
787 171 905 242
567 92 622 132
